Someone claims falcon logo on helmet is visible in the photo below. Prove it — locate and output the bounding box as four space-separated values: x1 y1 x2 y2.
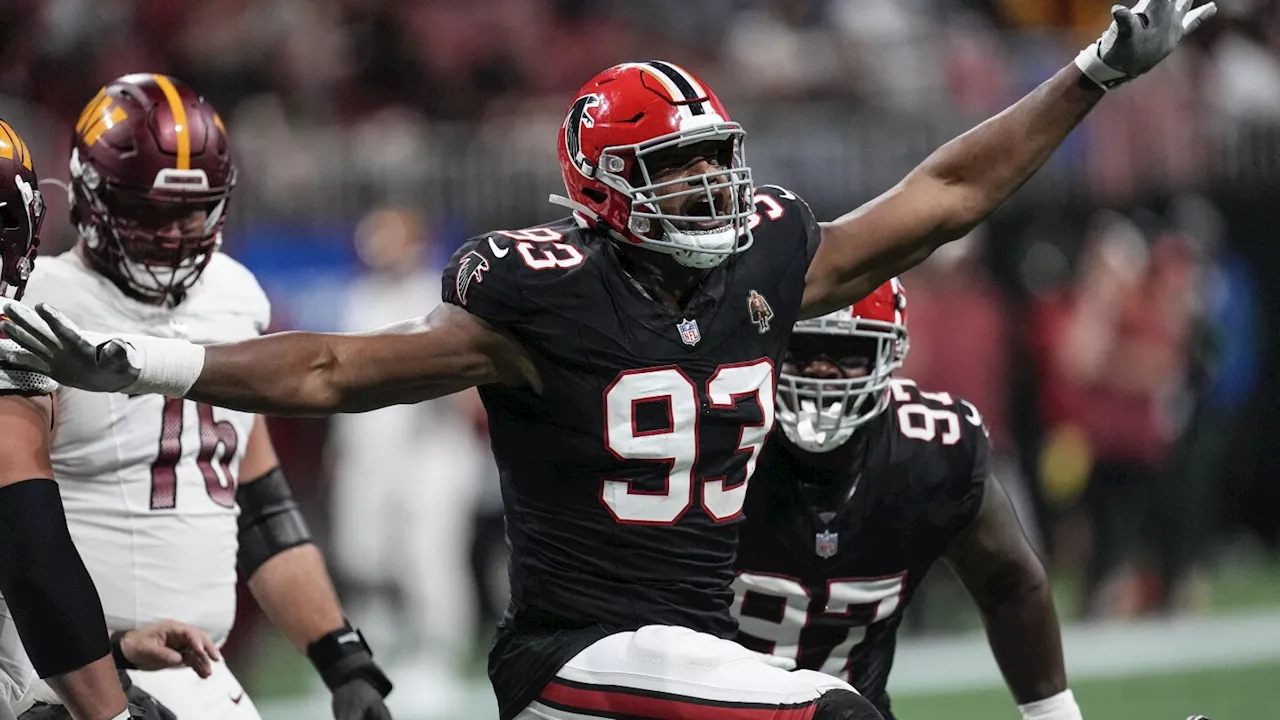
68 73 236 306
550 61 755 271
564 94 601 177
0 120 44 300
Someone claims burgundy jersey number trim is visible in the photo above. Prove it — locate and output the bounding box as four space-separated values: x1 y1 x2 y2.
150 398 240 509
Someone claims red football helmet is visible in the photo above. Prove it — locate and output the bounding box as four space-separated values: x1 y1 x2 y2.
68 73 235 304
0 120 45 300
776 278 910 453
553 61 754 269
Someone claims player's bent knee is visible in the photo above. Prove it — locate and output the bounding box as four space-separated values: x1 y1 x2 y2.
812 689 885 720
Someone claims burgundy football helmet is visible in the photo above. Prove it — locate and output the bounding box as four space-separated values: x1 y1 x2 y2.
776 278 910 453
552 61 754 270
0 120 45 300
69 73 235 304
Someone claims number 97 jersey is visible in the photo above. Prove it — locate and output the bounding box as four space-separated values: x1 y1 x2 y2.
24 251 269 647
733 379 992 718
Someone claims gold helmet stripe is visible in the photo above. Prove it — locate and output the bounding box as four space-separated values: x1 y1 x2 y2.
152 74 190 170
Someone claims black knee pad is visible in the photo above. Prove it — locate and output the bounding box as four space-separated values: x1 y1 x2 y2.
812 689 885 720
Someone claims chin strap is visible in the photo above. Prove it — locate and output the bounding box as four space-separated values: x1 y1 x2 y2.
548 194 640 248
548 194 600 226
37 178 72 206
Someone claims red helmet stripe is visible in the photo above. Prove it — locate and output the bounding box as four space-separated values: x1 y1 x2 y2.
151 74 191 170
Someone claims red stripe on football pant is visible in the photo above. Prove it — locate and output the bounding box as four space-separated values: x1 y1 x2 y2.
539 680 818 720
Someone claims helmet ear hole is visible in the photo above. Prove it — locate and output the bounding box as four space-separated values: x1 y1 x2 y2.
582 188 607 203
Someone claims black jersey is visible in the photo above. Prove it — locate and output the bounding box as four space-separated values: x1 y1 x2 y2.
442 186 821 720
732 380 992 719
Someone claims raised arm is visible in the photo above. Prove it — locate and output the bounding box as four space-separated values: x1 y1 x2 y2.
800 0 1215 318
0 302 540 417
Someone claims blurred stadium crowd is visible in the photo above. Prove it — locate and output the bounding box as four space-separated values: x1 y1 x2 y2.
2 0 1278 706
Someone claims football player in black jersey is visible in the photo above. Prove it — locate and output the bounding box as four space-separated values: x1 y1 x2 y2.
735 279 1078 720
0 6 1213 718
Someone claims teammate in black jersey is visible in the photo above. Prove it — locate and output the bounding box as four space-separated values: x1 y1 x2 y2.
0 8 1214 717
735 279 1081 720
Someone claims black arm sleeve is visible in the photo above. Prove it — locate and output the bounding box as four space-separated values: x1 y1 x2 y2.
0 479 110 677
236 466 313 579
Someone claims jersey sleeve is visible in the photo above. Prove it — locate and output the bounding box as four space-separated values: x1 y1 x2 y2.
889 380 989 542
755 184 822 263
206 253 271 335
942 396 992 538
441 234 526 330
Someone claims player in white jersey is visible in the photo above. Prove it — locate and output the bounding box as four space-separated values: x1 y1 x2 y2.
0 118 223 720
4 76 394 720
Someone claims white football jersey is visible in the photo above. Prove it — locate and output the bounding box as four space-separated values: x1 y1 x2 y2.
24 250 269 646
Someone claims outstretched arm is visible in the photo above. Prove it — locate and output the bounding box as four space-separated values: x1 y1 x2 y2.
0 302 540 417
944 474 1077 717
801 0 1215 318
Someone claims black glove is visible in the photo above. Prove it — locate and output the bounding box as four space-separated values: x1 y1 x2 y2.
120 670 177 720
332 677 393 720
307 623 393 720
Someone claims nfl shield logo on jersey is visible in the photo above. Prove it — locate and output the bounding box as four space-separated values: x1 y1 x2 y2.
677 318 701 346
815 530 839 559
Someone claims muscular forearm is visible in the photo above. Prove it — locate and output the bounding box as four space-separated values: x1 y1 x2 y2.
189 311 515 416
248 545 346 651
804 65 1106 316
980 576 1068 704
913 64 1101 241
46 659 129 720
189 332 344 415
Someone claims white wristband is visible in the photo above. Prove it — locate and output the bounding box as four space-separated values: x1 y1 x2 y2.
1019 689 1083 720
119 335 206 398
1075 43 1131 90
110 710 131 720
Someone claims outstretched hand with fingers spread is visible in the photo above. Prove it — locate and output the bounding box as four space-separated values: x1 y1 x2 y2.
0 300 144 392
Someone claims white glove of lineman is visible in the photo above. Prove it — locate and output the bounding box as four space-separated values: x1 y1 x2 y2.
0 300 203 397
1075 0 1216 90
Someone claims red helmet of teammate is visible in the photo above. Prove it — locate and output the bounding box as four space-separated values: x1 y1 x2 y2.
69 73 235 304
776 278 910 453
0 120 45 300
554 61 754 270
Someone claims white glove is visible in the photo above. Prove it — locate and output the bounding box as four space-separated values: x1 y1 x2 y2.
0 301 204 397
1075 0 1217 90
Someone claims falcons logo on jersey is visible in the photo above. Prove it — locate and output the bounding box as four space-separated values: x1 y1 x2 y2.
455 250 490 306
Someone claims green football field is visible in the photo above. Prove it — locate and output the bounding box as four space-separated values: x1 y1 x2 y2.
893 661 1280 720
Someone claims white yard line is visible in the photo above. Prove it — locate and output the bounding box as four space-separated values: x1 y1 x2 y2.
257 610 1280 720
889 609 1280 695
